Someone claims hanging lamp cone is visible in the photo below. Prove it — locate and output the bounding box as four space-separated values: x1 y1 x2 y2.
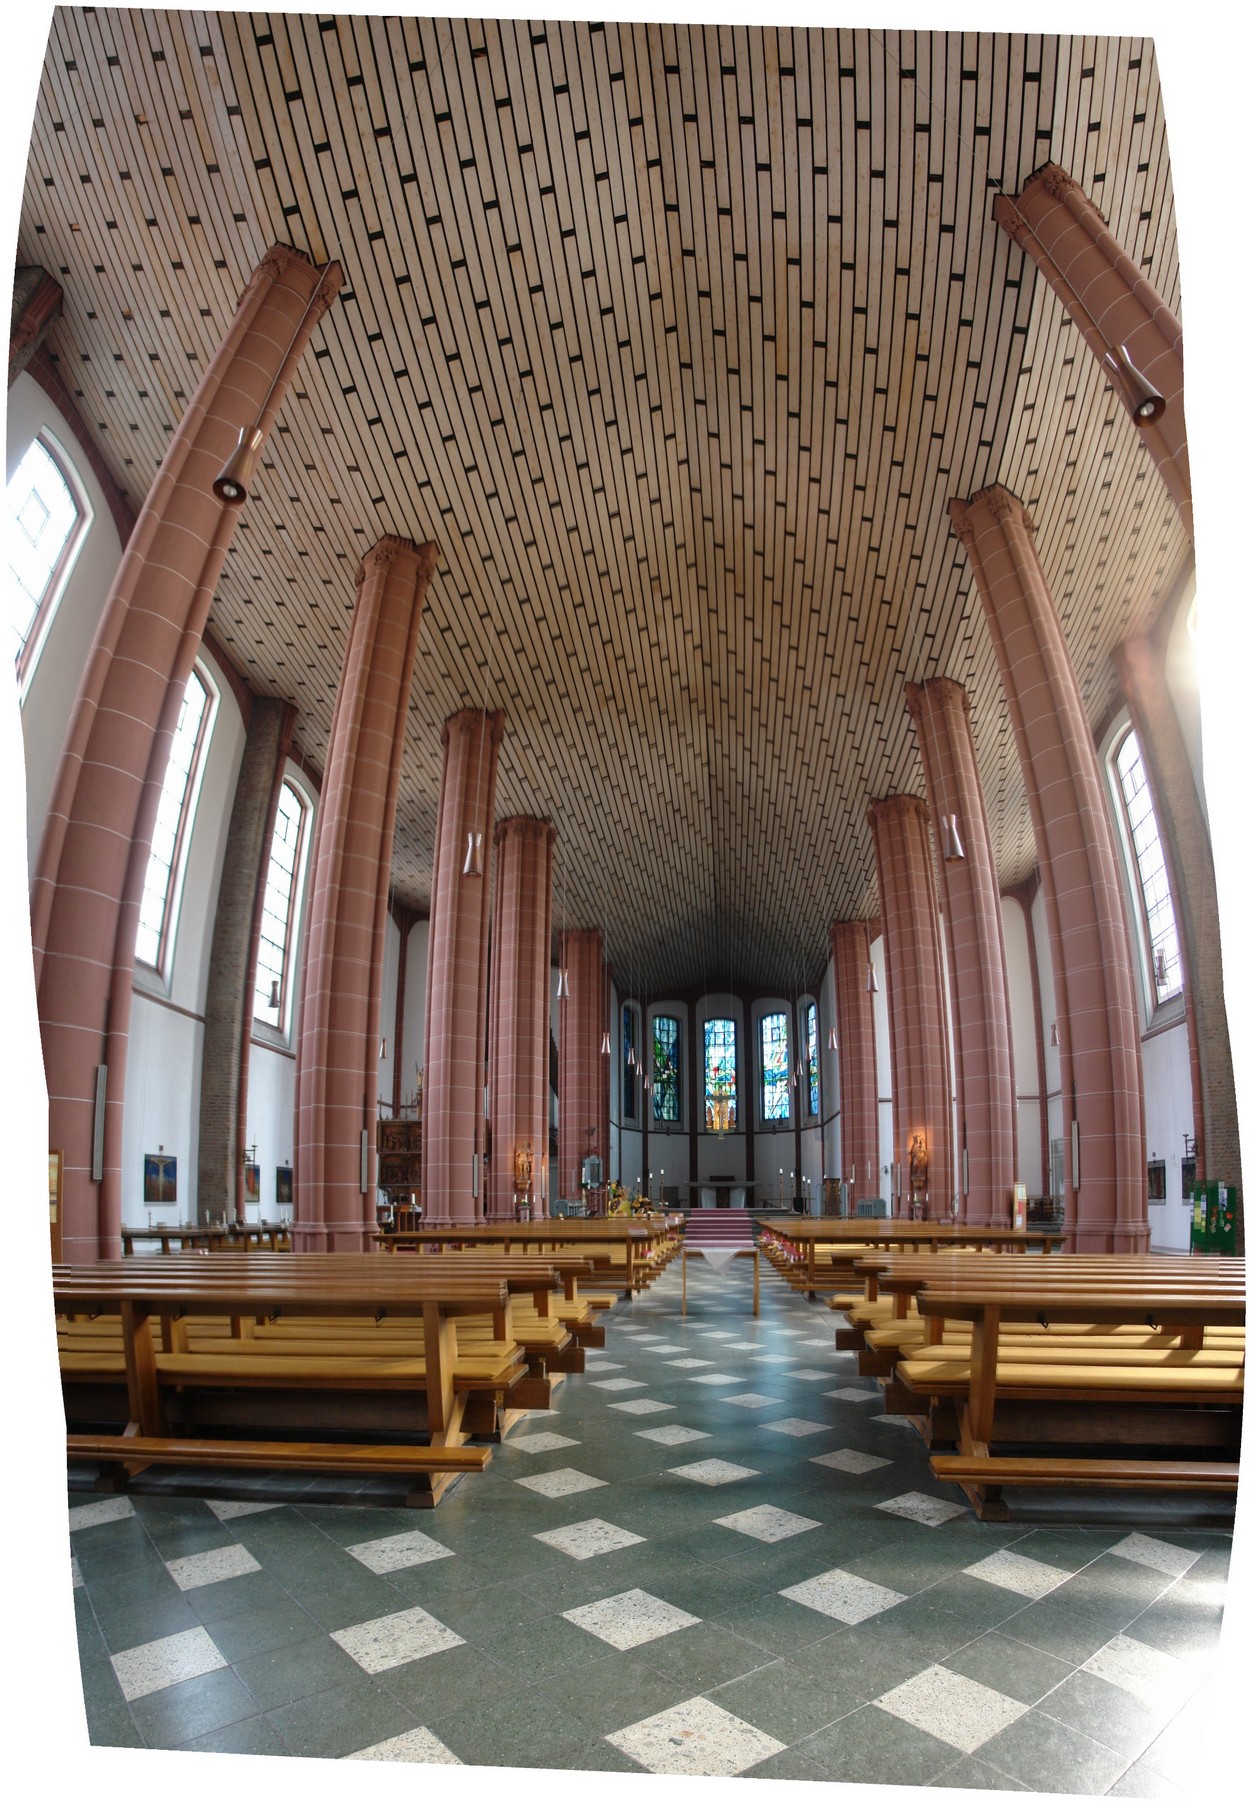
556 967 569 999
212 424 265 505
867 961 879 994
941 813 966 861
1050 1022 1060 1048
1104 344 1165 425
268 978 280 1011
601 1029 611 1056
828 1024 838 1052
462 828 484 877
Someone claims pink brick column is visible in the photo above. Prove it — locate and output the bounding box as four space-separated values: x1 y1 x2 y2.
423 709 505 1226
293 538 437 1251
906 678 1017 1224
868 795 955 1218
558 929 607 1200
994 164 1189 542
31 245 341 1260
488 817 555 1219
951 484 1148 1250
829 921 880 1206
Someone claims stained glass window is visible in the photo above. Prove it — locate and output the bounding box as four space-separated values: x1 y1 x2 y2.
1114 728 1181 1008
653 1014 680 1123
622 1003 637 1120
704 1017 737 1131
761 1011 790 1122
806 1002 819 1119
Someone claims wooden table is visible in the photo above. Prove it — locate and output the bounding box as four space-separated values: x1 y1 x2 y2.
681 1244 760 1317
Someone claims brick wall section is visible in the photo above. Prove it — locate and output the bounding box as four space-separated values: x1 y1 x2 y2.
488 817 555 1218
1115 634 1241 1206
558 929 607 1199
869 795 956 1215
293 537 437 1250
994 164 1190 542
907 678 1017 1223
32 245 341 1260
951 484 1148 1250
197 695 292 1221
422 709 505 1226
829 921 880 1199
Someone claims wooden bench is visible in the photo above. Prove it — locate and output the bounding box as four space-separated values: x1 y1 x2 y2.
56 1256 528 1504
756 1221 1067 1299
67 1433 492 1483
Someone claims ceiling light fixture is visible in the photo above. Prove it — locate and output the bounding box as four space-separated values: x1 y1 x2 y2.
1103 343 1166 426
213 259 336 505
867 960 879 995
941 812 966 862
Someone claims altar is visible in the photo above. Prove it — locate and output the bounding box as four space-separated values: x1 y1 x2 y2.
695 1181 756 1209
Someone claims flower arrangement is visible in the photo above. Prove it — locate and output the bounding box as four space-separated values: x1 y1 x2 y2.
606 1180 653 1216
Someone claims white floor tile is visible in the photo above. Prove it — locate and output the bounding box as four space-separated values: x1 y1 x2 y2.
68 1497 135 1532
781 1567 908 1625
875 1491 966 1526
875 1663 1028 1753
761 1417 830 1437
810 1448 892 1474
165 1543 262 1591
635 1425 711 1445
824 1386 880 1401
332 1605 464 1673
1083 1634 1197 1705
584 1359 624 1371
534 1518 647 1560
723 1392 783 1408
110 1626 228 1702
346 1528 454 1574
606 1695 786 1776
667 1459 759 1485
514 1467 607 1499
564 1587 700 1650
205 1499 283 1521
347 1726 461 1763
1109 1533 1201 1578
790 1367 838 1380
609 1398 674 1415
590 1376 647 1391
665 1357 714 1368
714 1504 821 1542
688 1372 746 1384
963 1548 1069 1598
506 1430 580 1453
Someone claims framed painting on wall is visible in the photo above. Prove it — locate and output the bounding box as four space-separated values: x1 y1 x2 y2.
244 1163 260 1204
143 1152 177 1205
275 1166 293 1206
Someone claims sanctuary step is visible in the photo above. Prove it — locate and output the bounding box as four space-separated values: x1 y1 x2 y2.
683 1209 755 1244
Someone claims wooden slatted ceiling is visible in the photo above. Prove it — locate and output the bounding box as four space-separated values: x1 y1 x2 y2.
19 13 1192 996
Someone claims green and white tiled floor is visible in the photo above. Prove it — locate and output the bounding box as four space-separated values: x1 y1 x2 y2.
69 1256 1234 1791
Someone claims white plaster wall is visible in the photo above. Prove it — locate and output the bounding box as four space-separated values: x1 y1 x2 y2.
1142 1021 1196 1252
619 1128 644 1191
8 372 126 876
375 910 401 1113
122 998 205 1223
1033 883 1063 1197
1001 893 1043 1195
819 955 841 1189
403 918 429 1095
1163 565 1202 821
244 1041 297 1220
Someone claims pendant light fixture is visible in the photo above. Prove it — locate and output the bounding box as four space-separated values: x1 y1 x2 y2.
268 977 281 1012
213 260 336 505
1050 1021 1060 1048
940 812 966 862
1103 343 1165 425
828 1023 838 1053
867 960 879 994
1153 947 1168 990
464 626 495 878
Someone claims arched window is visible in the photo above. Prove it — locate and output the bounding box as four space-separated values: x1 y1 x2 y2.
621 1002 638 1122
6 432 90 683
135 666 216 974
652 1014 681 1124
805 1000 819 1119
1111 727 1182 1009
704 1017 738 1131
253 778 310 1032
760 1010 791 1122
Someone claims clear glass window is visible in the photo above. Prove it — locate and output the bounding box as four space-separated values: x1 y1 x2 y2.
253 779 308 1029
6 435 87 678
135 668 213 971
761 1011 791 1122
1114 728 1181 1008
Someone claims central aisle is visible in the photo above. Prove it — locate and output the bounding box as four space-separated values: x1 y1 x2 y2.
69 1255 1229 1791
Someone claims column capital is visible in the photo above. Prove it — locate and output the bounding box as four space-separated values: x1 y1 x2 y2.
494 815 556 850
249 244 344 321
905 675 970 724
442 707 506 752
868 792 930 834
951 484 1034 538
357 536 439 588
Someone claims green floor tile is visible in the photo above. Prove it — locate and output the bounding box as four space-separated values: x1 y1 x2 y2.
129 1665 262 1749
976 1706 1133 1794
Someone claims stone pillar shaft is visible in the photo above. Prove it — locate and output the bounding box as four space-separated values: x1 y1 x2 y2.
32 245 340 1259
558 930 607 1200
488 818 555 1219
868 795 955 1216
994 163 1189 541
951 484 1147 1250
829 922 880 1203
198 695 293 1222
293 537 437 1250
907 678 1017 1224
422 709 504 1225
